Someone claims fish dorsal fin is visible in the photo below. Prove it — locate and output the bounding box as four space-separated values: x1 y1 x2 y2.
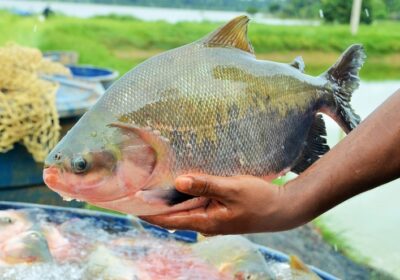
291 114 330 174
290 56 305 72
201 15 254 54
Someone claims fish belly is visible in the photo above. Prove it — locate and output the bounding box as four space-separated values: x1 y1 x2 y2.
172 108 315 177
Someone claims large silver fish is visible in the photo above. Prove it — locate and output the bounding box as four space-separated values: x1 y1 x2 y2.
43 16 365 215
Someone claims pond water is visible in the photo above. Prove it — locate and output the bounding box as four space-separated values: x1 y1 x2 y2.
322 81 400 277
0 0 319 25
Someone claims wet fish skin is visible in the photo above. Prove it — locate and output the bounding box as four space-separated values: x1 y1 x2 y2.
192 235 275 279
0 210 33 244
0 231 53 265
43 16 365 215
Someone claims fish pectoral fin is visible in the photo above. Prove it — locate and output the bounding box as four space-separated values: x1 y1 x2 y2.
109 122 175 189
289 56 305 72
291 114 330 174
201 15 254 55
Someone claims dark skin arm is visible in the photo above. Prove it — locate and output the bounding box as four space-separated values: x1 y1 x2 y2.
140 90 400 235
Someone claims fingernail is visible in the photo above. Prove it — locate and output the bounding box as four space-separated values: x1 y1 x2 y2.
176 176 193 191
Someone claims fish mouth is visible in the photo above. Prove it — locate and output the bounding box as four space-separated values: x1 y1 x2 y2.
43 166 115 202
43 167 77 201
43 167 61 191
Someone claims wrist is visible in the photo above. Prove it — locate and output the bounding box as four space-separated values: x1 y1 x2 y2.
279 176 318 229
257 179 313 232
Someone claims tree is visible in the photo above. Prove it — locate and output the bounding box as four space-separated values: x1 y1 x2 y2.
372 0 388 19
278 0 322 19
384 0 400 19
246 6 259 15
322 0 374 24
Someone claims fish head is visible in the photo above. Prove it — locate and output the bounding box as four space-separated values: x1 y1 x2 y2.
0 210 33 243
1 231 52 264
43 108 203 215
43 110 157 204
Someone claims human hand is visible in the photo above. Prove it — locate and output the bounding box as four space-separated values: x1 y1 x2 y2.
140 174 303 235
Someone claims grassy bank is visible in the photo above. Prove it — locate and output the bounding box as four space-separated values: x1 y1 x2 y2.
0 11 399 80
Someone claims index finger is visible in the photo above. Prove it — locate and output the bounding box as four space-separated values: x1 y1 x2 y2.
175 174 238 200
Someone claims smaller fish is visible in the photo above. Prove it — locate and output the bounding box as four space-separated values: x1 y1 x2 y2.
0 231 52 265
192 235 275 279
83 245 149 280
0 210 32 244
42 225 76 263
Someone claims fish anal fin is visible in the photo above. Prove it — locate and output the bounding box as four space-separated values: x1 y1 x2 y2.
202 15 254 54
291 115 330 174
290 56 305 72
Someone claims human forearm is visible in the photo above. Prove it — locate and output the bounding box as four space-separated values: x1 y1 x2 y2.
285 90 400 227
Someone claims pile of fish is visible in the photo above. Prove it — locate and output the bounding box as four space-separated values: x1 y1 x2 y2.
0 208 321 280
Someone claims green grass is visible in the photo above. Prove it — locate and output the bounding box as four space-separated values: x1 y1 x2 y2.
0 11 399 79
84 203 125 215
313 218 369 264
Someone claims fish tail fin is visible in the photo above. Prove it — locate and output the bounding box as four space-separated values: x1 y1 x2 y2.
321 44 366 133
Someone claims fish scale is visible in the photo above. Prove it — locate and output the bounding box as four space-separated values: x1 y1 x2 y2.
43 15 365 215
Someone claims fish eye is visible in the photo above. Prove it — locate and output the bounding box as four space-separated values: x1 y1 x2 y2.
71 156 90 174
0 217 13 225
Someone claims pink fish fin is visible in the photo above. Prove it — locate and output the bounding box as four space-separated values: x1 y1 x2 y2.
200 15 254 55
109 122 175 189
262 167 290 182
261 174 278 182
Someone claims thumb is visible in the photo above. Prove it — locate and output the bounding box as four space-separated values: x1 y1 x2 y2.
175 175 230 199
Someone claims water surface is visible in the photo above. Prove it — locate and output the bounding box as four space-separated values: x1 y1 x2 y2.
0 0 319 25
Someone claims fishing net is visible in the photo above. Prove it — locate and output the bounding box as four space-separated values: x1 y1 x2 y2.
0 43 71 162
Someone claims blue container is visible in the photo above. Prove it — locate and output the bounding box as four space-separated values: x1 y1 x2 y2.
68 65 119 89
43 51 79 65
0 201 338 280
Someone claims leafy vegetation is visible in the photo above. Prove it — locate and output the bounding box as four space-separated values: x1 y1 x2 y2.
0 11 398 80
322 0 373 24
